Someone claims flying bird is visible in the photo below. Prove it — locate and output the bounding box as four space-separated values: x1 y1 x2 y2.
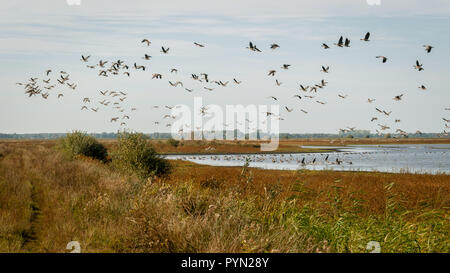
361 32 371 42
161 46 170 54
246 42 261 52
423 45 433 53
99 60 108 67
194 42 205 47
134 63 145 71
300 85 309 92
414 60 424 71
169 81 183 87
81 55 90 62
418 85 427 90
270 43 280 49
218 81 229 87
378 124 390 130
376 56 388 63
344 38 351 47
393 94 404 101
141 39 151 46
334 36 344 47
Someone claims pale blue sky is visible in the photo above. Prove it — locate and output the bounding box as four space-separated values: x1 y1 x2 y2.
1 0 449 134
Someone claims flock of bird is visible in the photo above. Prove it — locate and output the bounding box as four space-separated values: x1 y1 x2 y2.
170 145 449 171
176 153 350 166
16 70 76 100
15 32 449 136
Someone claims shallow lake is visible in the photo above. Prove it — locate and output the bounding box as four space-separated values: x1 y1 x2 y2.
165 144 450 174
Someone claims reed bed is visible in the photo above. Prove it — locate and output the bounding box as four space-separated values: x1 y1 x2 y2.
0 140 448 253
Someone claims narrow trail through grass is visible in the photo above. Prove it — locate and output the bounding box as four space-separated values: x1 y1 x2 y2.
20 180 41 250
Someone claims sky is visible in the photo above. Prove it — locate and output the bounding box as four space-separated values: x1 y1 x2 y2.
1 0 449 134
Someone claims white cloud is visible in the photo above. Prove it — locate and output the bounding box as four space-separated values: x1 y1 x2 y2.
3 0 450 20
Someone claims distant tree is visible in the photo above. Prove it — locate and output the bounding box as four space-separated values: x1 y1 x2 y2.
167 138 180 147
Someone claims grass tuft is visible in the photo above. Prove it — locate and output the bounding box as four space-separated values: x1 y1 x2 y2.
111 131 171 179
58 131 107 162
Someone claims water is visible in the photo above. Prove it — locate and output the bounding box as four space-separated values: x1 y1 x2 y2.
165 144 450 174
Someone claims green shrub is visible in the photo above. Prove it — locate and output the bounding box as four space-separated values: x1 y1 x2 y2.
167 138 180 147
112 132 171 178
58 131 107 162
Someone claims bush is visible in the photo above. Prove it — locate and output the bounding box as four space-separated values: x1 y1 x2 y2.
167 138 180 147
58 131 108 162
112 132 171 178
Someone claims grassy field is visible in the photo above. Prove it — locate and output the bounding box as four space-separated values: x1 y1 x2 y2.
128 138 450 154
0 139 449 253
2 138 449 155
